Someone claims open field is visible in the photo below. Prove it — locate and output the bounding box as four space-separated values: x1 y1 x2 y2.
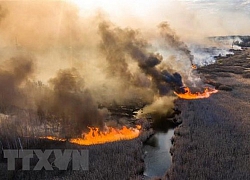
0 131 154 180
0 1 250 180
0 105 154 180
165 48 250 180
1 49 250 180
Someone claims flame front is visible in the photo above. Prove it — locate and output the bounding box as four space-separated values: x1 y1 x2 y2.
174 87 218 99
40 125 141 145
70 125 141 145
191 64 197 69
40 136 66 141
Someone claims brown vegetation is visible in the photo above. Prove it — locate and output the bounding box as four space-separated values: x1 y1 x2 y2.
165 48 250 180
0 109 153 180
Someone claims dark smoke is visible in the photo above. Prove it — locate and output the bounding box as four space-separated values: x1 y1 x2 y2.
99 22 132 82
159 22 194 64
99 21 184 96
37 68 105 137
0 17 188 138
0 5 7 23
0 55 35 110
0 1 197 138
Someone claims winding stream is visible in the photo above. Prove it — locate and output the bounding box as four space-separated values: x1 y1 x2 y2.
143 118 177 178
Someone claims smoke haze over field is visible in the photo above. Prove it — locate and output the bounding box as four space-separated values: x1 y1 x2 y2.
70 0 250 38
0 0 248 136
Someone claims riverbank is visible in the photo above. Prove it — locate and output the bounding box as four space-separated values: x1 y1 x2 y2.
1 48 249 179
165 48 250 179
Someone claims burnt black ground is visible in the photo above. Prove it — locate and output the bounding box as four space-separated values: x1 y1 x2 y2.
165 48 250 180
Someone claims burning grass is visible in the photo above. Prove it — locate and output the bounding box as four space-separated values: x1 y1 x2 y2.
164 48 250 180
0 1 248 179
0 137 147 180
70 125 141 145
174 87 218 99
39 125 142 145
0 111 152 180
166 94 250 180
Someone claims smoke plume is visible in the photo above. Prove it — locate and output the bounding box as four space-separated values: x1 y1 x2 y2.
0 1 195 137
0 0 247 137
36 68 105 137
0 55 35 110
159 22 194 65
99 21 186 97
136 96 177 119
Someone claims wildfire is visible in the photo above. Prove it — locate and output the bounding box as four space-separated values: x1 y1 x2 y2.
70 125 141 145
39 136 66 141
191 64 197 69
40 125 141 145
174 87 218 99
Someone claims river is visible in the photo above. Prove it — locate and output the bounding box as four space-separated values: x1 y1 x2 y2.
143 122 175 178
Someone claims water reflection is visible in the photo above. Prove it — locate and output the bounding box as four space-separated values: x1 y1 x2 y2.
143 129 174 178
143 115 179 178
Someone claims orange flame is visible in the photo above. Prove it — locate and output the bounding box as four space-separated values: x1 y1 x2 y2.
191 64 197 69
70 125 141 145
174 87 218 99
40 125 142 145
39 136 66 141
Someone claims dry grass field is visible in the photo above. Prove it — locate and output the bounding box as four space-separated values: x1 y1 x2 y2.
1 48 250 180
165 48 250 180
